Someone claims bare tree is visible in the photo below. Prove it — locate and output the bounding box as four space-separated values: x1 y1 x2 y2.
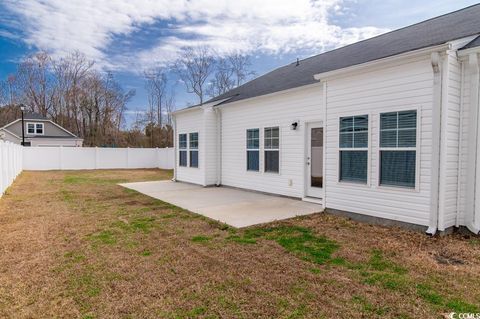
207 53 255 98
15 52 55 116
0 51 136 147
144 68 168 127
52 51 94 132
174 46 216 105
228 53 255 87
208 58 235 97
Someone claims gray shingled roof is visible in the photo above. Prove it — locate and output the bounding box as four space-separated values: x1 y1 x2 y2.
461 35 480 50
24 112 48 120
207 4 480 106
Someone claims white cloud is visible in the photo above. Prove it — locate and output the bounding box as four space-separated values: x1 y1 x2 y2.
2 0 389 70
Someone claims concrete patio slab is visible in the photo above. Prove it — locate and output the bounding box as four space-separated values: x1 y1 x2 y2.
120 181 323 228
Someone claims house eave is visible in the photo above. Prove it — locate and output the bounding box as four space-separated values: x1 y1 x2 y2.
313 43 450 81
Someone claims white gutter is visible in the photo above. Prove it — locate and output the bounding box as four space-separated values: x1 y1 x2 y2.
427 51 444 236
172 115 177 182
314 44 450 81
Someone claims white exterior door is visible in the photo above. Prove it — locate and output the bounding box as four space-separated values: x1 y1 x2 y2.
306 122 323 198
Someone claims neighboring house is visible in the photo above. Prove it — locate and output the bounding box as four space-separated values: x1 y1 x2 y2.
0 113 83 147
171 4 480 235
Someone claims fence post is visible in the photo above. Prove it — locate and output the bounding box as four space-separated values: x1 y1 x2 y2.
59 146 64 170
95 147 99 169
126 147 130 168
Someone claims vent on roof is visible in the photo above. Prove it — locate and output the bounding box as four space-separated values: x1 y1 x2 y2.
296 58 300 66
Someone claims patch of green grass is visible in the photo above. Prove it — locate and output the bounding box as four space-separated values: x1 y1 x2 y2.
64 251 86 263
284 304 307 319
445 299 480 313
70 272 101 297
130 217 156 233
111 217 156 234
363 272 407 290
368 250 407 274
64 175 126 185
60 189 74 203
241 225 339 265
416 284 444 306
308 267 322 274
226 235 257 245
353 250 409 291
191 235 212 243
88 230 117 245
140 249 151 256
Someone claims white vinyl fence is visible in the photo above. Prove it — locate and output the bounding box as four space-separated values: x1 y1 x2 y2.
23 147 174 171
0 141 23 197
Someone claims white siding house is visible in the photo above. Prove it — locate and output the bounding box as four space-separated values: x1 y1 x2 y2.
172 5 480 234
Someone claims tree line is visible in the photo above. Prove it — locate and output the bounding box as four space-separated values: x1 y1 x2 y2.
0 47 254 147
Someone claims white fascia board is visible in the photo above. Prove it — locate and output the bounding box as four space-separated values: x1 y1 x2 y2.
212 82 322 111
313 43 450 81
171 98 233 116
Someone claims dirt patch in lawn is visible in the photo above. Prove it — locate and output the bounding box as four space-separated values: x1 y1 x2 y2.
0 169 479 318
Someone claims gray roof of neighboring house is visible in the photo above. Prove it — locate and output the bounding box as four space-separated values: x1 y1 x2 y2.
461 35 480 50
24 112 48 120
206 4 480 106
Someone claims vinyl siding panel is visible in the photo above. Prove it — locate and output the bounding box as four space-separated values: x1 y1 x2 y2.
175 109 205 185
325 56 434 226
439 53 462 230
203 107 218 185
220 85 323 198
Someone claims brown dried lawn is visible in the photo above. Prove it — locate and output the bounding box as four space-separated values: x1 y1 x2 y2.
0 169 479 319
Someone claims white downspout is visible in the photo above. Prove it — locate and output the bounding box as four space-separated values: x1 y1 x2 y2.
427 51 443 236
214 106 222 186
469 52 480 233
172 115 177 182
455 60 465 228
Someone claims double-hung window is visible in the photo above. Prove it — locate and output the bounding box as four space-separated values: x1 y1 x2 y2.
189 132 199 168
246 129 259 171
27 122 44 135
379 110 417 188
264 127 279 173
339 115 368 183
178 134 187 167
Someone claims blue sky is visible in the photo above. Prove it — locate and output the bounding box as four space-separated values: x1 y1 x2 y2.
0 0 478 127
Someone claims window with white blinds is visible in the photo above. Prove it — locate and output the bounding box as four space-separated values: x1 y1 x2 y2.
264 127 279 173
379 110 417 188
179 134 187 167
189 132 199 168
246 129 259 171
339 115 368 183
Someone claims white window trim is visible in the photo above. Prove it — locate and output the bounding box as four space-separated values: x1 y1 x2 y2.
376 107 421 192
246 128 260 172
178 133 188 167
263 126 280 174
337 114 371 186
189 132 199 168
26 122 44 135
